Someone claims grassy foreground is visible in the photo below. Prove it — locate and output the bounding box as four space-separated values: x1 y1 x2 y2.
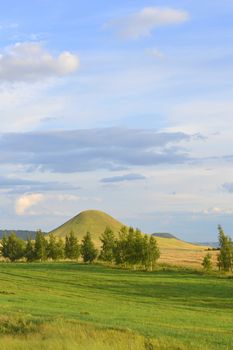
0 263 232 349
0 316 194 350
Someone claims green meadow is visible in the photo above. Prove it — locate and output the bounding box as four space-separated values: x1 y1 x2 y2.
0 263 232 349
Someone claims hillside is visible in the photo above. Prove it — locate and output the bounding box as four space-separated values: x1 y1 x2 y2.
192 242 219 249
152 232 178 239
155 237 207 250
49 209 124 241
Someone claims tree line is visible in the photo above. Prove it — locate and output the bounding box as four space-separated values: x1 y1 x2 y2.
0 226 160 270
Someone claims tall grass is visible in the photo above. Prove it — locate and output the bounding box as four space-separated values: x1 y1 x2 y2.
0 316 208 350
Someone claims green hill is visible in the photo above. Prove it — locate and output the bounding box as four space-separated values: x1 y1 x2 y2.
49 209 124 241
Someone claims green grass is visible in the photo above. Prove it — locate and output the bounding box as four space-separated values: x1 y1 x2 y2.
0 263 232 349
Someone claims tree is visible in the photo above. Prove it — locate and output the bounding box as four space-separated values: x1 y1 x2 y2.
47 234 65 261
131 228 144 266
202 253 212 271
217 225 232 271
99 227 115 262
65 231 80 260
34 230 48 261
1 233 25 262
81 232 97 263
1 234 9 258
125 227 136 265
114 226 128 265
125 228 144 267
145 236 160 271
47 233 57 260
142 234 149 267
56 238 65 260
25 236 35 262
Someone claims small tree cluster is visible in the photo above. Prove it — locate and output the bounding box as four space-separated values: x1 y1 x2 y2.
202 253 212 271
65 231 98 262
217 225 233 272
99 226 160 270
1 233 25 262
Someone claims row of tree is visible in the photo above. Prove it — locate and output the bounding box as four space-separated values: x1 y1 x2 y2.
0 226 160 269
1 230 97 263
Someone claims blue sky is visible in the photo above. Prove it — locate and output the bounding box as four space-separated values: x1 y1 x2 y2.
0 0 233 241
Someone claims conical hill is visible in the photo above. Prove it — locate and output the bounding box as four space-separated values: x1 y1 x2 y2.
49 209 124 241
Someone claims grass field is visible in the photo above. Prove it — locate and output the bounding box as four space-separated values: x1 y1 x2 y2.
156 236 215 268
159 247 218 268
0 263 232 349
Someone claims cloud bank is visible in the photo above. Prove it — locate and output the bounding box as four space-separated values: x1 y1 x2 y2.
0 128 192 173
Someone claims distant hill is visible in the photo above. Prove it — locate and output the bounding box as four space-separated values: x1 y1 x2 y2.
49 210 124 241
0 230 37 240
152 232 178 239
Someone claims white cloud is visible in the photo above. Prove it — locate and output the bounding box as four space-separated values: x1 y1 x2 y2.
106 7 189 39
15 193 45 215
0 42 80 82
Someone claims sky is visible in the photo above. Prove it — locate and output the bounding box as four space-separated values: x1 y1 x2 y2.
0 0 233 241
